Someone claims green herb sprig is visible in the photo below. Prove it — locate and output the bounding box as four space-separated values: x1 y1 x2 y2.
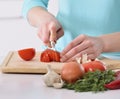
63 70 115 92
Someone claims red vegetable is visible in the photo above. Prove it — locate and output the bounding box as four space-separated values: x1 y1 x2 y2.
82 61 106 72
104 79 120 90
61 62 84 83
40 49 60 62
18 48 35 61
104 70 120 90
115 71 120 77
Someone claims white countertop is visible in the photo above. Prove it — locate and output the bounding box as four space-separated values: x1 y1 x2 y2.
0 55 120 99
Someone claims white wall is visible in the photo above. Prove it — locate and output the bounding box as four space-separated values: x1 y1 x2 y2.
0 0 58 60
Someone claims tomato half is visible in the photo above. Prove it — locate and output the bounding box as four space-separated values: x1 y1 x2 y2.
82 61 106 72
18 48 35 61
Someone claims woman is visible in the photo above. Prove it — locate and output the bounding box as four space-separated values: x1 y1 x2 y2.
22 0 120 62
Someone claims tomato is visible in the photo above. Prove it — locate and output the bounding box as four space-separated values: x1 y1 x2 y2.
18 48 35 61
40 49 60 62
61 62 84 83
82 61 106 72
40 50 50 62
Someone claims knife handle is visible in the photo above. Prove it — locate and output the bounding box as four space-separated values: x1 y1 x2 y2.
50 31 56 42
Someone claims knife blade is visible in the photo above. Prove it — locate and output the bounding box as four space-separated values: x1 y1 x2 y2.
50 41 56 50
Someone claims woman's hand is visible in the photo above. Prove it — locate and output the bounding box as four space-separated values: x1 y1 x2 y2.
60 34 104 62
28 7 64 47
37 14 64 47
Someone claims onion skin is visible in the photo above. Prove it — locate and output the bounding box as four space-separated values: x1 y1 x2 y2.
61 62 84 83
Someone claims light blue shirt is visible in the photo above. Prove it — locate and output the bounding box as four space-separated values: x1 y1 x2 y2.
22 0 120 59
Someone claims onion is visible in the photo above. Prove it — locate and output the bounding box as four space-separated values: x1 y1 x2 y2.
60 62 84 83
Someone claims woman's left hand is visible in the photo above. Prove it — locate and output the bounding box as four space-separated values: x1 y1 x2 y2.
60 34 104 62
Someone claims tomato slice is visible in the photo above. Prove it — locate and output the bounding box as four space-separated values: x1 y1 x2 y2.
18 48 35 61
82 61 106 72
40 51 50 62
54 51 61 62
40 49 60 62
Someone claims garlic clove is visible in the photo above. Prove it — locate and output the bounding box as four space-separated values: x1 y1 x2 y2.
43 74 53 87
53 79 64 89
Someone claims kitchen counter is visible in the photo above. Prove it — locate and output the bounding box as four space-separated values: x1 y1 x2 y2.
0 0 120 98
0 56 120 99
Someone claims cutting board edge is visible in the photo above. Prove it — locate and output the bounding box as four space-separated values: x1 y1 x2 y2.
1 66 61 74
1 51 14 67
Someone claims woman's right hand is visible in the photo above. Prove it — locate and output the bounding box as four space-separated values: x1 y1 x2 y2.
28 7 64 47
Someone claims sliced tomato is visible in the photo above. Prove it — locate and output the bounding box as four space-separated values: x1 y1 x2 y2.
40 51 50 62
40 49 60 62
49 49 60 62
18 48 35 61
82 61 106 72
53 51 61 62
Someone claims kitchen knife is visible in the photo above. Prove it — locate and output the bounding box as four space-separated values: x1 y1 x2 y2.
50 31 56 50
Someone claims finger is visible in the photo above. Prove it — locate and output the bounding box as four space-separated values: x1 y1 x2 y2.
60 38 91 62
37 24 50 44
87 54 97 60
49 22 58 41
50 29 57 42
66 47 94 62
56 28 64 40
42 25 50 43
61 34 86 56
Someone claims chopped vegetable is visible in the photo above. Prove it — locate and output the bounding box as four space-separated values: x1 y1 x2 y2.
63 70 115 92
40 49 60 62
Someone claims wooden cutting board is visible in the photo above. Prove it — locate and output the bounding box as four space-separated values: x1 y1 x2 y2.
1 51 64 74
1 51 120 74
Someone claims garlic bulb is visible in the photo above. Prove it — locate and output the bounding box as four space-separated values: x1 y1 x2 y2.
43 65 63 88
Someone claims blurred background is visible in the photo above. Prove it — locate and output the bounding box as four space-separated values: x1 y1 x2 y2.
0 0 58 62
